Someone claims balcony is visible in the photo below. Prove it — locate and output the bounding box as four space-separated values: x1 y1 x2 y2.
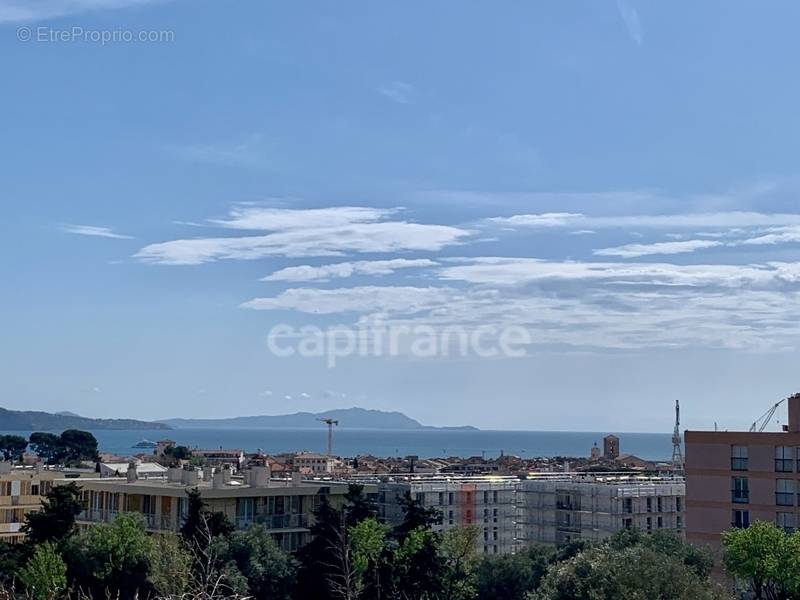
235 513 309 530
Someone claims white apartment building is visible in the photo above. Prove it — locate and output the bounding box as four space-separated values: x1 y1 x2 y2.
292 452 336 474
378 476 518 555
518 474 685 546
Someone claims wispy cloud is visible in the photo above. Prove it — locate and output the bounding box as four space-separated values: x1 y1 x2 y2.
378 81 416 104
0 0 164 23
487 211 800 230
616 0 644 45
593 239 723 258
262 258 438 282
136 206 471 265
62 224 133 240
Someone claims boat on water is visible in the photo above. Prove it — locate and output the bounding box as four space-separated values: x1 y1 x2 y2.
132 439 157 449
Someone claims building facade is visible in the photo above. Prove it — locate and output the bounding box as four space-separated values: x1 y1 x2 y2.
518 474 685 546
77 465 355 552
378 476 518 555
0 465 88 543
685 393 800 555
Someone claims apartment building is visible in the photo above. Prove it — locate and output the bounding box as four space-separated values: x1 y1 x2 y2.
518 474 685 546
292 452 336 474
685 393 800 555
76 464 357 552
378 476 518 555
0 464 89 543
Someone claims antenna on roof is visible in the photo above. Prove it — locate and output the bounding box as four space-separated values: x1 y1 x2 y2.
672 400 684 470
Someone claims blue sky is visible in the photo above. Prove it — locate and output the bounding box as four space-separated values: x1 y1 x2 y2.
2 0 800 431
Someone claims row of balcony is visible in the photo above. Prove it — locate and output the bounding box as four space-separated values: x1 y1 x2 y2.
79 509 310 532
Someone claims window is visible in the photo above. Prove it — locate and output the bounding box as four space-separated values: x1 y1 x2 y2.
657 516 663 529
732 477 749 503
646 517 652 531
732 509 750 528
777 512 795 533
677 515 683 528
776 479 794 506
657 497 663 512
623 518 633 529
776 447 793 472
676 497 683 512
731 445 748 471
646 497 652 513
623 498 633 513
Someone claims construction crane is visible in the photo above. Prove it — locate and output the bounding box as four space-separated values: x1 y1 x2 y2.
671 400 683 469
317 418 339 456
749 398 786 432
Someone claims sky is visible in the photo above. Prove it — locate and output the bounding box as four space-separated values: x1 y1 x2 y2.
2 1 800 432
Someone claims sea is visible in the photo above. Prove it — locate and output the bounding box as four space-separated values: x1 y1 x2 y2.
5 428 675 461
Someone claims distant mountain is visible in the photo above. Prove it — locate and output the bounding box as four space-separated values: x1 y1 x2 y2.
161 407 478 431
0 407 171 431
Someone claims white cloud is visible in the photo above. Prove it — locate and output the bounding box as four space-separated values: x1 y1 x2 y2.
210 205 394 231
617 0 644 45
378 81 416 104
259 390 273 397
0 0 163 23
262 258 438 282
487 213 582 227
242 285 454 315
63 224 133 239
136 207 470 265
740 226 800 246
437 257 800 288
487 211 800 230
593 240 723 258
299 392 311 399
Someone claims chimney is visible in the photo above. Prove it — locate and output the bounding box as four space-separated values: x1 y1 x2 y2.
212 470 224 489
181 465 199 486
203 466 213 482
127 462 138 483
222 464 232 483
250 465 270 487
168 467 182 483
291 472 303 485
788 394 800 433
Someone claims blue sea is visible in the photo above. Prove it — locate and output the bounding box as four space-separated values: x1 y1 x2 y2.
6 428 674 461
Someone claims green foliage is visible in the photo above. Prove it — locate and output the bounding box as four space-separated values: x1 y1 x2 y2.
440 525 480 600
22 482 82 545
66 512 154 600
28 430 98 466
393 491 441 541
218 524 296 600
19 542 67 600
147 533 193 598
344 484 376 527
532 543 729 600
294 496 344 600
722 521 800 600
0 434 28 462
163 444 192 462
476 545 553 600
180 487 234 545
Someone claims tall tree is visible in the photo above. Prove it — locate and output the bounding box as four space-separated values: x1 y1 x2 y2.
22 482 82 545
66 512 154 600
723 521 800 600
392 491 441 541
219 524 296 600
28 432 63 465
0 435 28 462
475 545 553 600
59 429 98 464
295 496 345 600
344 483 376 527
180 488 233 545
19 542 67 600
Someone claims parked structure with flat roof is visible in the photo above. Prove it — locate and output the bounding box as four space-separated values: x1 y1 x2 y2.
378 476 518 555
77 463 359 552
685 393 800 556
518 473 685 546
0 464 90 543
